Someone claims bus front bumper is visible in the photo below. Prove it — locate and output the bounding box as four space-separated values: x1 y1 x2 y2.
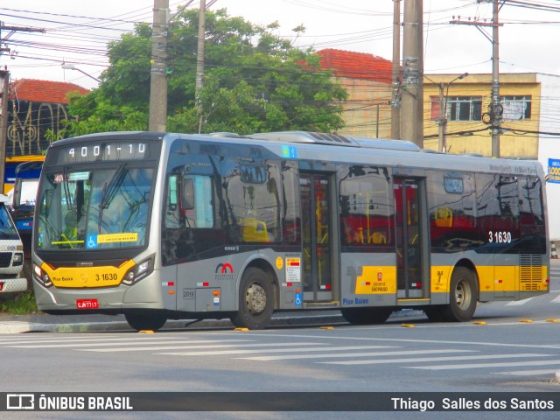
32 274 165 313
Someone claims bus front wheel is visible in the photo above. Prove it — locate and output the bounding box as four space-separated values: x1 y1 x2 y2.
230 267 274 330
440 266 478 322
125 310 167 332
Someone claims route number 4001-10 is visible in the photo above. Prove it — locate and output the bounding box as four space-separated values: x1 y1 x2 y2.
488 231 512 244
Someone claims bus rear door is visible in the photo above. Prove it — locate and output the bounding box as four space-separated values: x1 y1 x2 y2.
300 172 336 303
394 177 429 300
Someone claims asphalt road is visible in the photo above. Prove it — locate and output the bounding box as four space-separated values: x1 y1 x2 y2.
0 261 559 418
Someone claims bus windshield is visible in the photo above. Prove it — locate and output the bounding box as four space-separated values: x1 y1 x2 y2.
36 166 153 250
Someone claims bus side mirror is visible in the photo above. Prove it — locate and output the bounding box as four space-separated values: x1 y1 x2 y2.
181 178 195 210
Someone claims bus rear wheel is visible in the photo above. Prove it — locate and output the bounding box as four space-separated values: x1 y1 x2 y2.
125 310 167 332
341 307 393 325
440 266 478 322
230 267 274 330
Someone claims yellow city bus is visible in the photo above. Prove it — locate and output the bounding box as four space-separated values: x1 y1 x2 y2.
31 131 549 331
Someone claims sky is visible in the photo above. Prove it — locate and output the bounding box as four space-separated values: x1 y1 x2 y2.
1 0 560 90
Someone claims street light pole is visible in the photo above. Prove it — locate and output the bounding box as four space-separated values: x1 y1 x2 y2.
61 62 100 82
436 72 469 153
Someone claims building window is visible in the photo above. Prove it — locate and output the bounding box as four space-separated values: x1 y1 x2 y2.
447 97 482 121
501 96 531 120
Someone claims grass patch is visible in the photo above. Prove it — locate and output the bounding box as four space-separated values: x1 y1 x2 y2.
0 291 38 314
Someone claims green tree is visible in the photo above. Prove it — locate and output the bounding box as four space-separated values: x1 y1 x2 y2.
65 9 346 135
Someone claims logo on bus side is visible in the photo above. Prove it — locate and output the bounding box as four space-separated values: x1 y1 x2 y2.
215 263 235 280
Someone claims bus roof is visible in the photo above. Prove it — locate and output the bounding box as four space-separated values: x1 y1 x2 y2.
45 131 544 177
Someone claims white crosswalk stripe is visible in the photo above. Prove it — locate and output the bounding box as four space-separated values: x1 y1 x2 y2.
506 298 533 306
5 339 251 349
498 368 560 376
321 353 547 366
158 345 395 357
237 349 472 362
412 359 560 370
83 342 333 353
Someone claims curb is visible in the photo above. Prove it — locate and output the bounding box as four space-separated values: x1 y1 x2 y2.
0 309 425 334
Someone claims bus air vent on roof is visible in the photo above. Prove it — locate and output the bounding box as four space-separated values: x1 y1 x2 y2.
354 138 421 152
249 131 361 147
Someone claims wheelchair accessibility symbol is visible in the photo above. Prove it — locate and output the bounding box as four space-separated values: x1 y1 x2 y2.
86 234 98 249
294 293 302 307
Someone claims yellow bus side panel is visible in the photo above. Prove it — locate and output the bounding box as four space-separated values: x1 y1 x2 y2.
434 265 549 295
355 266 397 294
430 266 452 293
494 265 518 294
475 266 495 293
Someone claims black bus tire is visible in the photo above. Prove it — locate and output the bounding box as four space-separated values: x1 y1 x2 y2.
341 307 393 325
230 267 274 330
125 310 167 331
441 266 478 322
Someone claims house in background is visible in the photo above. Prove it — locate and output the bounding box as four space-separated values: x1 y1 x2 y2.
317 49 393 138
423 73 541 158
7 79 88 158
3 79 88 192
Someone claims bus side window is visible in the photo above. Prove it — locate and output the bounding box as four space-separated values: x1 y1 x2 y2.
181 175 214 229
165 175 181 228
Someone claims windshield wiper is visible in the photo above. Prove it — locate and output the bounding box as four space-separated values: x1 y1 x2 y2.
99 164 127 231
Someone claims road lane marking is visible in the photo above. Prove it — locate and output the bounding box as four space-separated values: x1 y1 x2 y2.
498 369 560 376
81 342 339 353
157 344 395 357
506 298 533 306
0 336 240 345
412 358 560 370
243 333 560 350
238 349 472 362
325 353 548 366
10 339 254 349
552 294 560 303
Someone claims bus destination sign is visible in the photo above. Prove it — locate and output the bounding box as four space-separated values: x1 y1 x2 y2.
56 143 148 163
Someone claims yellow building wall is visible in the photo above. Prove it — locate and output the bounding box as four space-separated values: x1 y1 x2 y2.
423 73 541 158
335 77 393 139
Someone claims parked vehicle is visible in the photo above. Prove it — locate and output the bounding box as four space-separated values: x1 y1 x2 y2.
0 194 27 295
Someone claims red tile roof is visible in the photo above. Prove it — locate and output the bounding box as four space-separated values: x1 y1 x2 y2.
317 49 392 84
9 79 89 104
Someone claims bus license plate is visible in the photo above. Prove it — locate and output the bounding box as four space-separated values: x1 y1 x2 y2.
76 299 99 310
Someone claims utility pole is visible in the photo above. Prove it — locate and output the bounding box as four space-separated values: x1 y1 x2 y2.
391 0 401 140
451 0 503 157
195 0 206 133
490 0 501 158
400 0 423 147
416 0 424 145
0 70 8 193
148 0 169 132
0 22 45 48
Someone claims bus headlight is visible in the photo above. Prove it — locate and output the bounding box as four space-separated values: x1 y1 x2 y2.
122 255 155 285
33 264 53 287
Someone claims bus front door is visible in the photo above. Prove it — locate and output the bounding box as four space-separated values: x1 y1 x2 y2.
394 178 428 299
300 173 334 302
